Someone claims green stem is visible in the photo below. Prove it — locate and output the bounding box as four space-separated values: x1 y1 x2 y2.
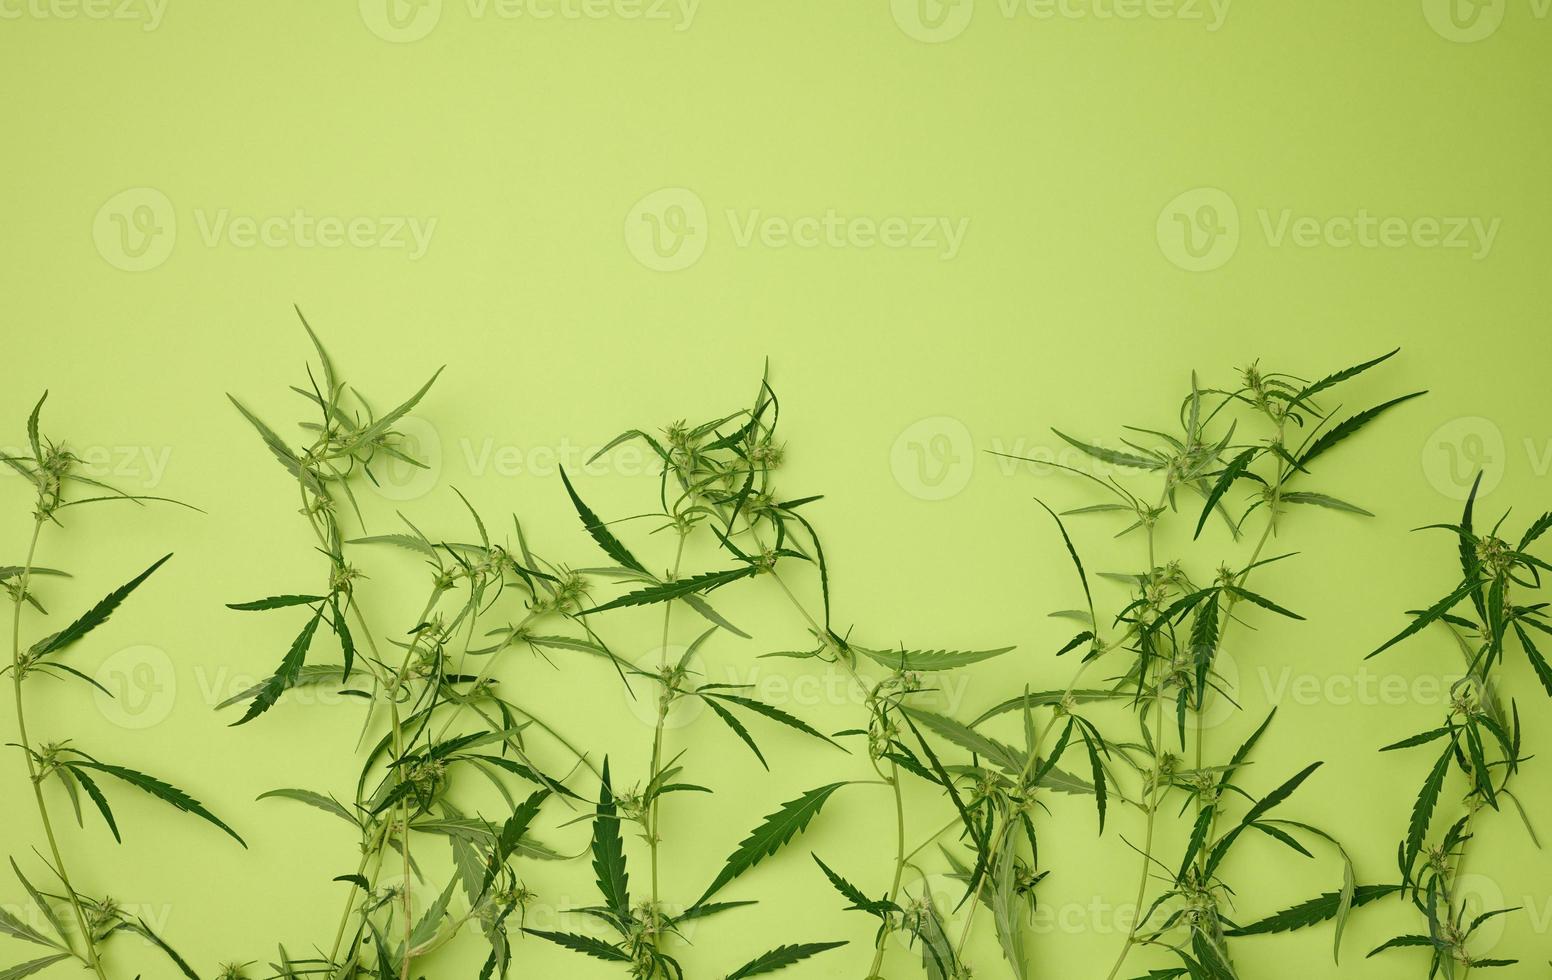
325 820 390 972
1105 687 1168 980
10 518 108 980
649 534 687 929
865 760 907 978
1104 489 1170 980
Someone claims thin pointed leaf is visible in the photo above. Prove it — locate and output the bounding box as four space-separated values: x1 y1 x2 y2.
696 783 849 906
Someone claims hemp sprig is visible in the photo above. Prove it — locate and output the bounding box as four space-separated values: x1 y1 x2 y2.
1353 473 1550 975
535 373 856 979
981 350 1423 979
2 393 237 980
224 313 606 978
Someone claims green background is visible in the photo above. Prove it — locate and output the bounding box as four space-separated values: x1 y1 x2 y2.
3 0 1550 975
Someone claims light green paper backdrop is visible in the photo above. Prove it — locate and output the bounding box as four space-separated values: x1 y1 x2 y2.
3 1 1550 976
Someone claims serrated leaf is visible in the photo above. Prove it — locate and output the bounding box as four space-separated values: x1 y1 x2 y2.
1380 727 1453 752
558 466 648 575
591 759 629 922
1206 762 1322 876
579 566 758 617
257 788 358 825
482 789 549 898
1368 580 1478 660
0 954 72 979
1407 743 1455 872
724 941 847 979
233 606 323 725
1287 348 1400 411
112 918 200 979
1227 586 1304 620
227 594 326 611
812 855 890 915
701 692 843 751
521 929 628 962
704 697 769 769
30 554 171 659
1051 429 1164 469
0 906 57 950
900 706 1022 773
1195 447 1258 539
66 759 245 846
696 783 849 905
852 646 1014 672
215 662 358 710
1280 492 1373 516
345 367 443 453
7 862 65 947
1297 391 1427 469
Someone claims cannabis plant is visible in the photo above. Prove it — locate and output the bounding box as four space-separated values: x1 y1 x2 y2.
532 375 864 978
2 394 240 980
225 314 608 978
968 351 1425 978
1354 472 1549 975
21 330 1539 980
571 374 1035 979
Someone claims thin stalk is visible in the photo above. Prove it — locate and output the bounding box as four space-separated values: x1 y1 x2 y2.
1104 687 1168 980
320 579 435 976
1113 436 1284 978
10 518 108 980
649 534 687 924
1104 491 1168 980
764 568 911 977
429 605 541 745
325 820 391 971
904 815 963 863
947 613 1144 966
1191 430 1284 882
371 592 444 980
864 761 907 978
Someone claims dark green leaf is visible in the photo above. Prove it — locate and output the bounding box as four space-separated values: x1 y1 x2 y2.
1051 430 1164 469
30 554 171 659
521 929 628 962
558 466 648 575
1297 391 1427 469
696 783 849 905
1224 884 1402 936
226 594 326 611
591 759 629 922
852 647 1014 672
724 941 847 979
66 760 245 847
233 606 323 725
1195 447 1258 539
579 567 758 617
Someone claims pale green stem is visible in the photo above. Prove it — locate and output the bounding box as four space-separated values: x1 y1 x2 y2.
10 518 109 980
